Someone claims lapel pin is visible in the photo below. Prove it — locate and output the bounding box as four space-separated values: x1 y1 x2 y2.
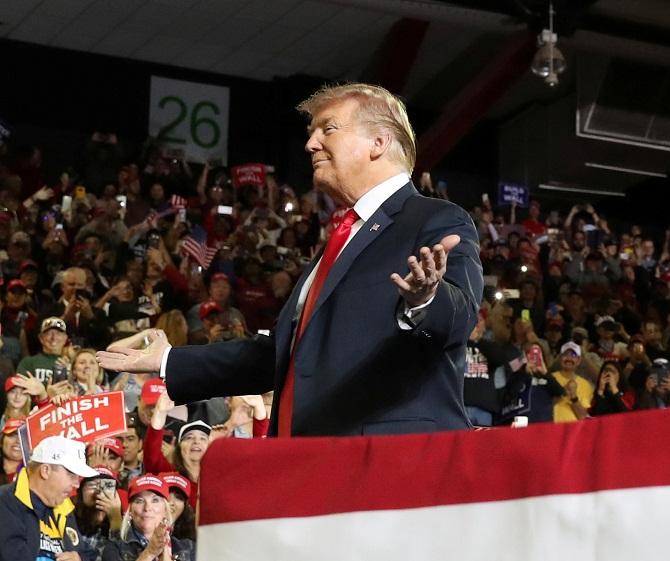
370 223 380 231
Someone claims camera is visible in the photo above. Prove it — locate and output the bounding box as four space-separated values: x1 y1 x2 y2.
52 364 69 384
75 288 91 300
650 359 669 383
99 479 117 496
147 232 161 249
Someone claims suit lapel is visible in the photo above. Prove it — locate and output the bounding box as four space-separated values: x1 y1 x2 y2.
274 248 323 355
301 182 417 331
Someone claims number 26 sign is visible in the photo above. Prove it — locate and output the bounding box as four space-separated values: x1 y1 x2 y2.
149 76 230 164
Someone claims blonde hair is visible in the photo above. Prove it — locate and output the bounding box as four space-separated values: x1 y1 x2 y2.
70 348 104 386
155 310 188 347
2 399 31 420
120 495 173 540
297 83 416 173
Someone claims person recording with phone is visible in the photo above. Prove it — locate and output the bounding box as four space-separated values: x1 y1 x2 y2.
75 466 124 561
626 355 670 411
75 199 128 251
243 202 287 247
39 267 111 350
589 361 633 416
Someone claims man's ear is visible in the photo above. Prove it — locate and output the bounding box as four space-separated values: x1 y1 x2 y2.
40 463 51 480
370 133 392 160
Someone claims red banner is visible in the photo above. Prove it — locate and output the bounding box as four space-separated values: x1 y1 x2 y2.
231 163 266 188
26 392 127 448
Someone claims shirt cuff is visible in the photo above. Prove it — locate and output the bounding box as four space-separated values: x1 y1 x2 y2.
159 346 172 381
397 295 435 330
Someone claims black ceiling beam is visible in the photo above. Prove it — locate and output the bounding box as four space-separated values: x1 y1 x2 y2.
359 17 430 94
436 0 670 48
580 14 670 50
414 30 536 174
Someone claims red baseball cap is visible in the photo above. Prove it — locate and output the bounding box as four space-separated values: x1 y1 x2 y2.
2 417 25 435
87 437 124 458
88 464 118 481
209 272 230 284
159 471 192 499
19 259 39 273
129 474 170 500
140 378 166 406
6 279 27 292
4 376 21 392
199 300 224 320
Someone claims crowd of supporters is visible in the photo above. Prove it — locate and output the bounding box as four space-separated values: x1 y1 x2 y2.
0 131 668 559
0 134 321 560
466 198 670 426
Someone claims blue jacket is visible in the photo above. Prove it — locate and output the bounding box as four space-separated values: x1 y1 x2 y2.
0 468 95 561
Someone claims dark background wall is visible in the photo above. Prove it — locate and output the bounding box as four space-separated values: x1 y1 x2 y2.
1 39 316 189
1 38 497 209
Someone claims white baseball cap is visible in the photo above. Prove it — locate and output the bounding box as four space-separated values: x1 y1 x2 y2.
560 341 582 357
31 436 99 478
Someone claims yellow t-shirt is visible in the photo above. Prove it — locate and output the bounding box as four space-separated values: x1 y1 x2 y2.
553 371 594 422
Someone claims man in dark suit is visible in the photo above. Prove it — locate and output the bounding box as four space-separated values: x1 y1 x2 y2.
98 83 483 436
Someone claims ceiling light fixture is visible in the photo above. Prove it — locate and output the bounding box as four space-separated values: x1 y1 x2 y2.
531 2 566 87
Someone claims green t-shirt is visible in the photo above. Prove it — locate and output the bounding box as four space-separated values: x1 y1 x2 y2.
16 353 61 386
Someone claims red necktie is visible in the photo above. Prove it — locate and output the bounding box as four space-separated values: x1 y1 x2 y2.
278 208 359 437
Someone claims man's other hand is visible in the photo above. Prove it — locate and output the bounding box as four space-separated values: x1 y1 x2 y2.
391 234 460 308
96 329 169 373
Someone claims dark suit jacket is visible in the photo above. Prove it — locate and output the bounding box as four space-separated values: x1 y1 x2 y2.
166 183 483 436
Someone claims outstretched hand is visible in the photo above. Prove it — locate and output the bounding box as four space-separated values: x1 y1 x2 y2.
96 329 170 373
390 234 460 308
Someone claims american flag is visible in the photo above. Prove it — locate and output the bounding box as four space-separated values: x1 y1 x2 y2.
170 194 187 209
198 409 670 561
182 225 218 270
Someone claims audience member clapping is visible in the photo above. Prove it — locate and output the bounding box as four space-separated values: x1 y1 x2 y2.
102 474 194 561
70 347 107 395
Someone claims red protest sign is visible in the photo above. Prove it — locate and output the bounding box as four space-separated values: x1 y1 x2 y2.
231 163 266 188
26 392 127 449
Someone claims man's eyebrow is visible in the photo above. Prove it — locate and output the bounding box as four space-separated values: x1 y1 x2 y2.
307 115 337 135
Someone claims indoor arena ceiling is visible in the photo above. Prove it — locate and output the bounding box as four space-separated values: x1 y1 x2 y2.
2 0 670 197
